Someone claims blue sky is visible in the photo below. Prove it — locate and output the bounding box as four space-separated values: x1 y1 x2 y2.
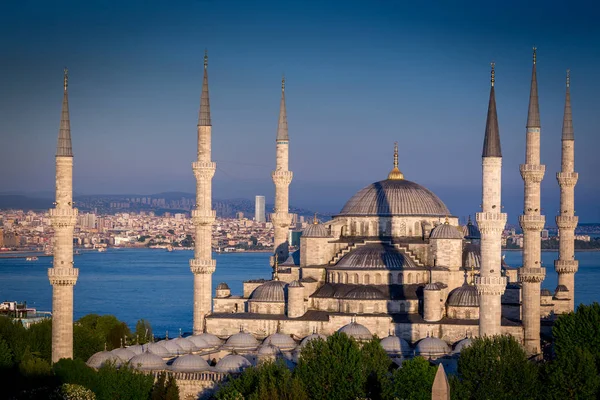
1 0 599 222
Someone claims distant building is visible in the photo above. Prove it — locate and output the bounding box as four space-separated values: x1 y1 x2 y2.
255 195 265 223
236 211 244 220
541 229 549 239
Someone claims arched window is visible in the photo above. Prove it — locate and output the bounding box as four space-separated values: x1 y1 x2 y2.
398 274 403 284
408 273 413 284
354 273 359 284
374 303 380 313
343 273 348 284
359 303 364 313
465 310 471 319
364 275 370 285
414 221 421 236
329 272 334 282
337 272 341 283
400 303 406 313
388 273 393 284
375 273 382 284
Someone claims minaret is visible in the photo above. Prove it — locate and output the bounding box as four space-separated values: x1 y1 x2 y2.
190 51 216 334
475 63 507 338
49 68 79 362
271 77 293 262
554 70 578 312
518 48 546 355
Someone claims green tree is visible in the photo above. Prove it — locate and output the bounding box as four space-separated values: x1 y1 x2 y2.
453 335 540 400
295 332 365 400
0 337 14 369
18 348 53 377
361 337 392 400
150 371 167 400
74 324 103 362
28 319 53 363
543 346 600 400
135 319 153 345
0 315 29 363
164 374 180 400
553 303 600 366
383 356 436 400
53 358 98 392
93 363 154 400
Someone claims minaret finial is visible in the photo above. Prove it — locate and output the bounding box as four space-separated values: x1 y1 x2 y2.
532 47 537 65
526 48 541 128
393 142 398 169
482 62 501 157
566 69 570 88
273 255 280 281
490 62 495 87
387 142 404 180
199 50 211 126
63 68 68 91
204 49 208 70
313 213 318 225
282 75 285 92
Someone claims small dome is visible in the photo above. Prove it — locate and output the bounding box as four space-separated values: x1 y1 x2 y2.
146 343 171 358
86 351 121 368
452 338 474 355
215 354 252 373
223 332 259 350
249 280 287 302
130 352 166 370
462 217 481 240
430 223 463 240
264 333 296 351
300 333 327 347
127 345 144 355
541 288 552 297
288 280 303 288
110 347 136 362
187 335 211 350
415 337 450 357
555 285 569 292
302 223 330 238
158 340 184 357
336 243 417 269
342 286 386 300
257 343 279 357
447 284 479 307
462 243 481 270
170 354 210 372
216 282 230 290
195 333 222 347
172 337 196 353
380 335 412 356
424 282 442 291
338 322 373 341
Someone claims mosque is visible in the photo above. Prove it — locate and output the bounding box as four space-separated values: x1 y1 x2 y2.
48 49 578 399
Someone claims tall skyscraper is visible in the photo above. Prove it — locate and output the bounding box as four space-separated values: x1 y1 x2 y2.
49 69 79 362
255 195 265 223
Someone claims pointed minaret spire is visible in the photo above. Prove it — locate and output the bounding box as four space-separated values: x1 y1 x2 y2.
276 76 288 141
526 47 541 128
482 63 501 157
387 142 404 180
198 50 211 126
57 68 73 157
562 69 574 140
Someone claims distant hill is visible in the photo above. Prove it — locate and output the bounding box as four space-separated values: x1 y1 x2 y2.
0 195 52 210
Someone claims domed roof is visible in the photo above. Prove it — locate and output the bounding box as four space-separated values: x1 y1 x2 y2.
300 333 327 347
215 354 252 373
257 343 279 357
172 337 196 353
303 223 330 238
216 282 230 290
555 284 569 292
110 347 136 362
415 337 450 357
288 280 303 288
127 345 144 355
430 223 463 239
342 285 386 300
264 333 297 350
195 333 222 347
158 340 184 356
380 335 413 356
462 217 481 240
187 335 211 350
447 284 479 307
86 351 121 368
452 338 474 355
424 282 443 291
170 354 210 372
336 243 417 269
338 322 373 341
129 352 166 370
146 343 171 358
337 179 450 217
541 288 552 297
223 332 259 350
462 243 481 270
249 280 287 302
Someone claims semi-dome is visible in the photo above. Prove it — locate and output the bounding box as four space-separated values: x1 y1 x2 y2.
463 243 481 270
338 322 373 341
146 343 171 358
158 340 184 356
195 333 222 347
187 335 211 350
127 345 144 355
263 333 297 350
447 284 479 307
170 354 210 372
300 333 327 347
129 352 166 370
424 282 442 291
110 347 136 362
336 243 417 269
86 351 121 368
430 223 463 239
302 223 330 238
337 179 450 217
342 285 386 300
249 280 287 302
215 354 252 373
223 332 259 350
452 337 474 355
462 217 481 240
216 282 230 290
288 280 303 288
257 343 279 357
172 337 196 353
415 337 450 357
380 335 412 356
541 288 552 297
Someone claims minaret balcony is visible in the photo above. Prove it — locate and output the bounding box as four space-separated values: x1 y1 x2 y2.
192 209 216 225
190 259 216 274
192 162 216 180
271 170 293 186
554 260 578 274
520 164 546 183
48 268 79 286
556 215 578 230
49 208 78 227
518 267 546 283
557 172 578 187
271 212 292 227
519 215 545 231
475 276 507 296
475 212 507 234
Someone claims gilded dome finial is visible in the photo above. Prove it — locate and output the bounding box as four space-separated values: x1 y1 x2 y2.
313 212 318 225
387 142 404 180
273 255 280 281
63 67 68 91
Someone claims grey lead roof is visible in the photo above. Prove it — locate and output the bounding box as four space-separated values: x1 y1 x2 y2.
198 52 211 126
562 71 574 140
526 50 541 128
57 68 73 157
482 67 501 157
276 78 288 141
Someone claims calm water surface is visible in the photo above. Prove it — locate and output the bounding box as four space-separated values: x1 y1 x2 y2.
1 249 599 334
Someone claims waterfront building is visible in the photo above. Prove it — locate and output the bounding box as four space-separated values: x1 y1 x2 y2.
254 195 265 223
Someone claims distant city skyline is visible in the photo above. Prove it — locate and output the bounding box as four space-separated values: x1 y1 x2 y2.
2 0 599 222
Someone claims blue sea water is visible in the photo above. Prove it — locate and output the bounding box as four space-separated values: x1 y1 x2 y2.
1 249 599 334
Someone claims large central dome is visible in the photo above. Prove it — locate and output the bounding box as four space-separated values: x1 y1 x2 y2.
337 179 451 217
